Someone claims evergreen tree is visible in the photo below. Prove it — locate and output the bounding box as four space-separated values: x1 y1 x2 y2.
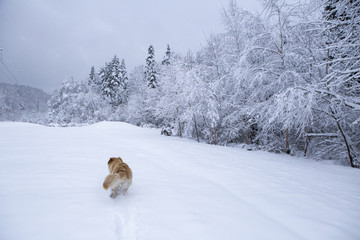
88 65 101 93
119 59 129 103
162 44 171 65
145 45 157 88
99 55 123 107
88 66 96 85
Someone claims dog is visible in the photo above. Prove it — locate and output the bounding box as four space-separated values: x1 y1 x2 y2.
103 157 133 198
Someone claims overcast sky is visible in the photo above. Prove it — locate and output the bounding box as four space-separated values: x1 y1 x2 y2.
0 0 261 93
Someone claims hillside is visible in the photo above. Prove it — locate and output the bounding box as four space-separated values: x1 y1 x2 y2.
0 122 359 240
0 82 50 121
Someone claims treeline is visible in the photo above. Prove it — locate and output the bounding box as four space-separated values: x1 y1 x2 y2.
47 0 360 167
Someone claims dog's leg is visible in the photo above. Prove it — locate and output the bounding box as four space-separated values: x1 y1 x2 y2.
122 180 131 195
122 185 129 194
111 184 123 198
110 188 118 198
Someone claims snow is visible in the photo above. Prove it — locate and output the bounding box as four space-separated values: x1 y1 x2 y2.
0 121 359 240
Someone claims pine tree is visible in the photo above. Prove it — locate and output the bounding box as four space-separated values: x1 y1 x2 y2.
162 44 171 65
145 45 157 88
88 66 101 93
99 55 123 107
119 59 129 103
88 66 96 85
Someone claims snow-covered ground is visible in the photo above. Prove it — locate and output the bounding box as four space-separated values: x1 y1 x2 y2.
0 121 359 240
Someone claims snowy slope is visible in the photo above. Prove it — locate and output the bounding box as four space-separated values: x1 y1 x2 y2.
0 122 359 240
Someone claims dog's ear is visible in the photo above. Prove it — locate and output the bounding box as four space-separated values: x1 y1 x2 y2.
108 157 116 165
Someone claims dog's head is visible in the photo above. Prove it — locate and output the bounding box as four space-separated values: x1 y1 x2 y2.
108 157 123 166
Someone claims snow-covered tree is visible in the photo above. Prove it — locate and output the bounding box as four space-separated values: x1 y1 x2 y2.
162 44 171 65
145 45 158 89
119 59 129 104
311 0 360 167
125 65 148 125
88 66 101 93
47 79 108 126
88 66 96 85
99 55 127 107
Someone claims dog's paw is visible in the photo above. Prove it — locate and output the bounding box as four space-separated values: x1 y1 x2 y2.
110 192 117 198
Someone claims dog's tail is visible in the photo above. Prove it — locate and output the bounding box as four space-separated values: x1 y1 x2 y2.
103 174 120 190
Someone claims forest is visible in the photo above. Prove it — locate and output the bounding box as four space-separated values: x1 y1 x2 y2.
1 0 359 167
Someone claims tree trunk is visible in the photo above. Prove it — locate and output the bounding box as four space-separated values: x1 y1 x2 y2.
304 136 309 156
329 107 355 168
245 128 249 145
335 120 355 168
213 128 217 145
178 122 182 137
193 114 200 143
326 49 330 75
285 128 290 154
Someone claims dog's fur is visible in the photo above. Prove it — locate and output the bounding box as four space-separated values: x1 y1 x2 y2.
103 157 132 198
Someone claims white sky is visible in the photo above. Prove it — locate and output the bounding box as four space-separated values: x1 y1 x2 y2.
0 0 261 92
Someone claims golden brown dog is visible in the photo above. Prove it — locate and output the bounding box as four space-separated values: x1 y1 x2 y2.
103 157 132 198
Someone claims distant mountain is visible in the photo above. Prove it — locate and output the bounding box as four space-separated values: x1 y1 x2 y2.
0 82 50 122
